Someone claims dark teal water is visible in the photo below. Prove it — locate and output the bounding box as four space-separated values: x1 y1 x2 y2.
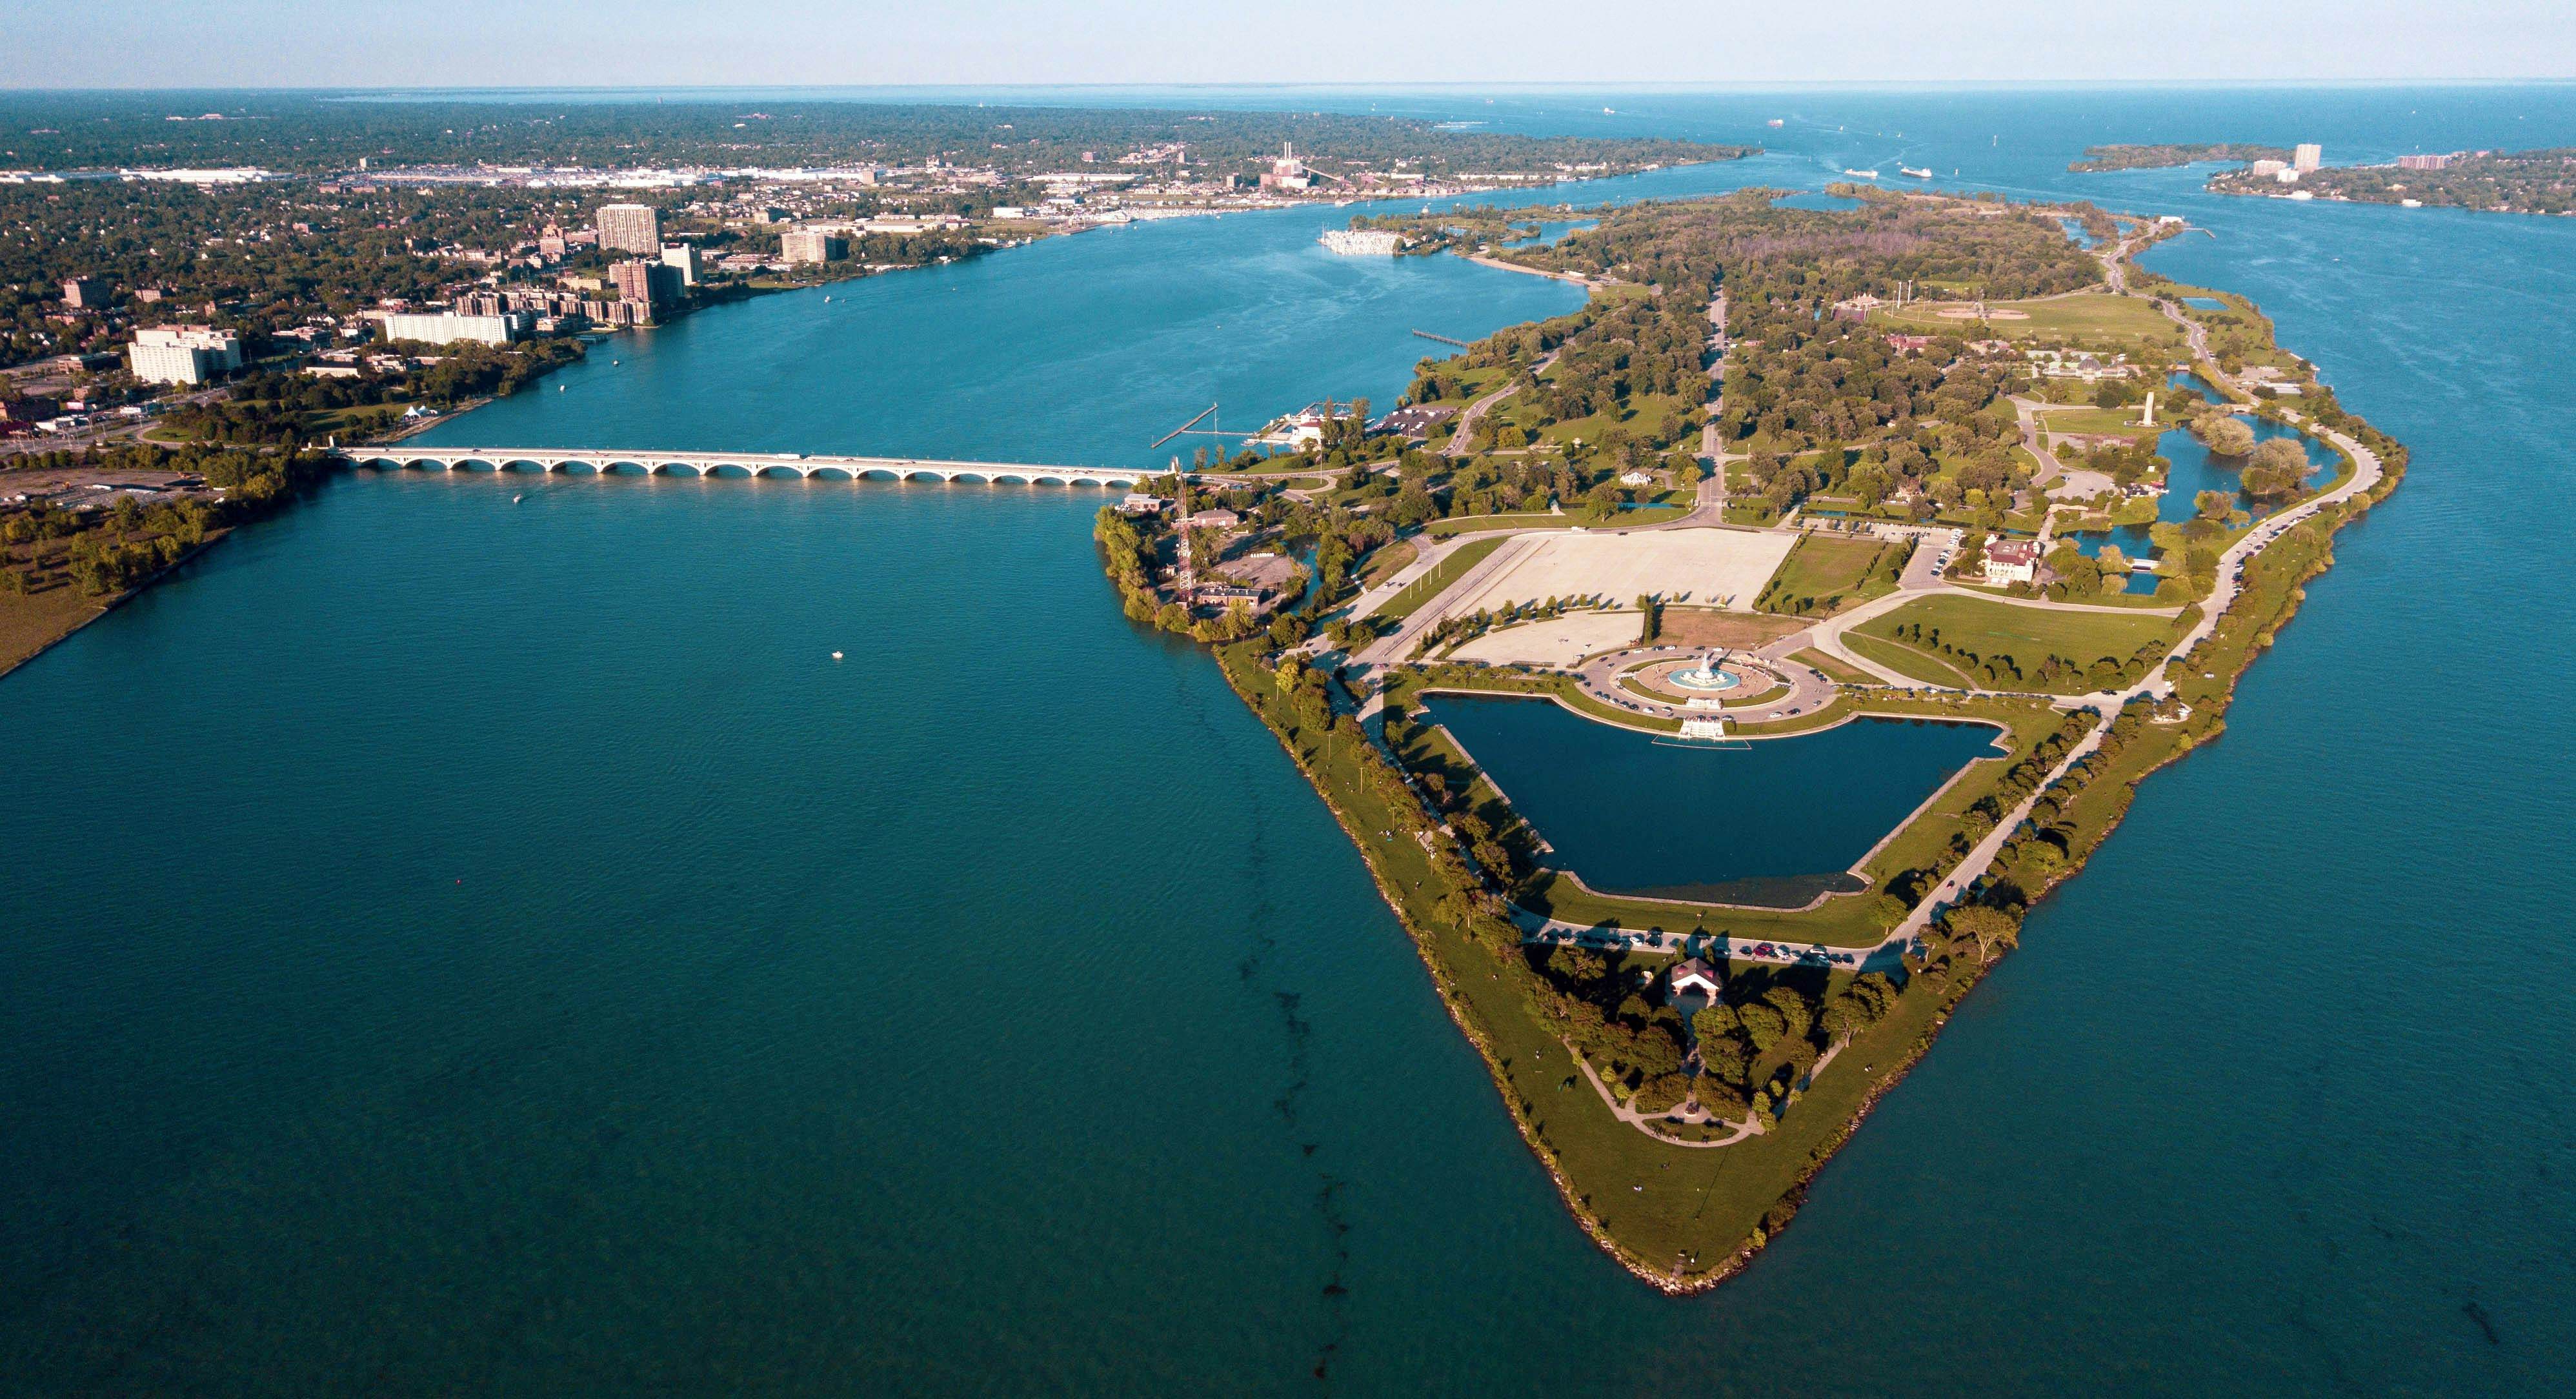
1422 696 2001 901
6 87 2575 1394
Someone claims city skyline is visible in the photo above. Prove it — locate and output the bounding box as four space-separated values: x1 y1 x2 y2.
6 1 2574 89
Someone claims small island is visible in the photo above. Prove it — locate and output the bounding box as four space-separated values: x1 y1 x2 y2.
2067 143 2291 172
1102 185 2406 1291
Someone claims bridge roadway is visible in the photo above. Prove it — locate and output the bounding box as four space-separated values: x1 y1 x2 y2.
333 445 1155 488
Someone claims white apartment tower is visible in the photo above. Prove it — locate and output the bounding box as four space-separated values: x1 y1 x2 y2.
597 203 662 255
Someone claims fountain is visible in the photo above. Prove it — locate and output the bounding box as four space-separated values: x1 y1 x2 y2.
1669 649 1742 693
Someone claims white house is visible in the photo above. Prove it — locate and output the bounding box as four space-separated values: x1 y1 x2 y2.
1668 957 1724 1000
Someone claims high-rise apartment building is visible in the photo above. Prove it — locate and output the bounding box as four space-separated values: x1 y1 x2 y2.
2293 143 2323 172
659 243 701 287
126 327 243 385
597 203 662 255
780 228 848 264
609 259 683 310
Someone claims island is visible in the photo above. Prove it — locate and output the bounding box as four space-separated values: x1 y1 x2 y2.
2067 143 2291 172
2208 146 2576 215
1101 185 2406 1290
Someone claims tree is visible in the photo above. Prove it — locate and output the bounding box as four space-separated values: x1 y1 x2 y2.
1944 903 2022 961
2191 412 2256 457
1762 985 1815 1045
2241 435 2309 498
1636 593 1661 642
1737 998 1789 1052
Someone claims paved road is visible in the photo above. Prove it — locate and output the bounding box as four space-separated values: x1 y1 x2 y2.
1441 350 1558 459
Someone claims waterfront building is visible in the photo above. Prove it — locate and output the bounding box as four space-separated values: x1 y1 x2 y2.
2294 143 2323 172
780 228 849 264
61 276 108 308
376 312 528 347
125 327 241 385
1982 539 2040 585
596 203 662 255
659 243 701 287
2249 159 2289 176
1258 143 1312 192
1371 405 1456 439
610 259 682 308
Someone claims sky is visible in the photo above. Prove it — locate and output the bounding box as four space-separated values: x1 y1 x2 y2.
4 0 2573 88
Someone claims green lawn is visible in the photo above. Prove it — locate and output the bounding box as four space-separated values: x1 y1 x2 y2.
1373 537 1503 621
1757 534 1906 616
1873 291 2189 356
1356 539 1418 590
1856 593 2182 692
2032 404 2158 439
1789 647 1881 686
1427 505 1686 538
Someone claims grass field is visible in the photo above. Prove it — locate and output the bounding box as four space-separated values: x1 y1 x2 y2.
1356 539 1418 590
0 583 108 678
1427 505 1688 537
2032 403 2158 439
1845 631 1982 687
1371 537 1502 621
1856 593 2182 690
1757 534 1906 616
1787 647 1878 685
1875 291 2189 356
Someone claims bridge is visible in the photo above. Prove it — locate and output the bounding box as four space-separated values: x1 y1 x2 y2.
330 445 1152 488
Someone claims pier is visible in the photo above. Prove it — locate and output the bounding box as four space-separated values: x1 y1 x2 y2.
332 445 1151 488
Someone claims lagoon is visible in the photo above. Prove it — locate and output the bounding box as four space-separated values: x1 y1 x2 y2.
1423 695 2004 907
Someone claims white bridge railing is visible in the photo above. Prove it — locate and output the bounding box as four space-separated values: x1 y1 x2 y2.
332 445 1151 487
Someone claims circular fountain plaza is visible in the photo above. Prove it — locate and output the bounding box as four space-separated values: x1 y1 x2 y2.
1625 649 1789 706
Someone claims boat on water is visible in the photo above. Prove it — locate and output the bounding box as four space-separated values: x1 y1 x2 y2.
512 494 523 504
1767 119 1786 128
1842 168 1880 179
1900 166 1935 179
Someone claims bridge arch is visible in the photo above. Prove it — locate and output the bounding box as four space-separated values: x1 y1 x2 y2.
809 466 854 481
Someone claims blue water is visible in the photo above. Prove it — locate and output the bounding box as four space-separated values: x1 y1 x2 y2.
2155 416 2341 526
2182 295 2229 310
1424 696 2002 902
7 85 2576 1394
2069 406 2340 588
412 208 1584 466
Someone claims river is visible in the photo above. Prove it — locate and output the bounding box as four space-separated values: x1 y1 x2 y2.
4 86 2571 1394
